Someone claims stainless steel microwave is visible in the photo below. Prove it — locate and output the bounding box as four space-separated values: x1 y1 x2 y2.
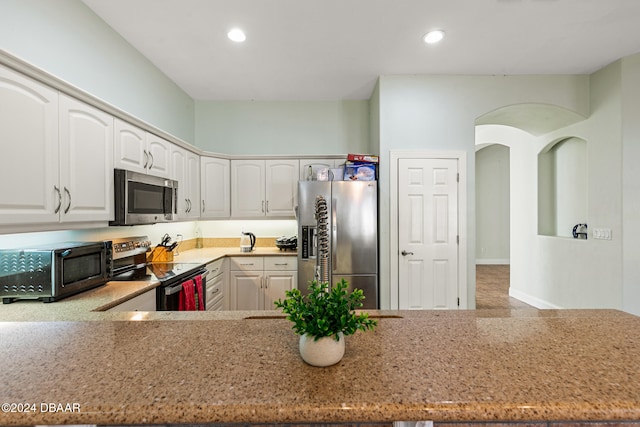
110 169 178 226
0 241 113 303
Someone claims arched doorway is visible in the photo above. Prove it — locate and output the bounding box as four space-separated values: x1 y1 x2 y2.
474 103 586 309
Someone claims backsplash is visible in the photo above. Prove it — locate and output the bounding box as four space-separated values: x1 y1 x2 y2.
0 220 297 249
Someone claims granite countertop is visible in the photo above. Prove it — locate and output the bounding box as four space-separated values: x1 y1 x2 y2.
0 246 296 321
0 309 639 425
1 247 639 425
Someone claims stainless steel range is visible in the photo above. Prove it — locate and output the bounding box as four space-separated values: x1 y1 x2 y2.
111 236 206 311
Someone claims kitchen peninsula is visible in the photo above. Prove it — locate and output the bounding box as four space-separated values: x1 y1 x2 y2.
1 247 639 427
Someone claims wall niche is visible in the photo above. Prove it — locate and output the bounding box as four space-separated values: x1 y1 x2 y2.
538 136 588 238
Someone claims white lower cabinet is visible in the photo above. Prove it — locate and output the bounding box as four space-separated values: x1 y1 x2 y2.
229 256 297 310
107 289 156 312
205 258 227 311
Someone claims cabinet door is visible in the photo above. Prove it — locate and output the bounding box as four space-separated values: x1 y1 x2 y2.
59 95 114 223
114 119 147 174
230 271 263 310
299 159 336 181
231 160 265 217
107 290 156 312
265 160 299 217
0 65 59 224
170 145 189 219
264 271 297 309
185 151 201 219
146 134 171 178
201 157 230 218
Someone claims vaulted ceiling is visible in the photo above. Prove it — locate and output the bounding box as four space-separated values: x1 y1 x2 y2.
83 0 640 100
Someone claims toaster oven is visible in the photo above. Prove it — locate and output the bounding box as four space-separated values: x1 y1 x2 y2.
0 241 113 303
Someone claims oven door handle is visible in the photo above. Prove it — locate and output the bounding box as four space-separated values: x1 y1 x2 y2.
165 282 186 296
164 270 206 296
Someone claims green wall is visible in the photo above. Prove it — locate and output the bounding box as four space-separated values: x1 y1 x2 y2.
195 100 370 155
0 0 195 143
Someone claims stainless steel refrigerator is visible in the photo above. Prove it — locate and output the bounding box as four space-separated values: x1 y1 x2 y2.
297 181 378 309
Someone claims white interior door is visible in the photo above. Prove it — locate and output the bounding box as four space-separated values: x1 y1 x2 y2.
398 158 459 309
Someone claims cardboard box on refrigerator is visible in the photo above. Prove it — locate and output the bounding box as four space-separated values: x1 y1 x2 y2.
343 161 377 181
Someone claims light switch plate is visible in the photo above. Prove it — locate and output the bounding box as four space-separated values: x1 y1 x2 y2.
593 228 612 240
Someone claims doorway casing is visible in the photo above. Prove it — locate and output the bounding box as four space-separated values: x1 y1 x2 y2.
389 150 468 309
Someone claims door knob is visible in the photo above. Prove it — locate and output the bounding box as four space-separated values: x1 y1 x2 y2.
401 250 414 256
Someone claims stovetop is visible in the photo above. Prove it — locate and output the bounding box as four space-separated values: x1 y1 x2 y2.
111 262 205 284
146 262 205 283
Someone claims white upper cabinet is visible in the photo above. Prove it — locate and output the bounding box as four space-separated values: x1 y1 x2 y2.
231 159 298 218
0 65 60 224
231 160 299 218
231 160 266 217
59 95 114 223
299 158 338 181
171 144 200 219
201 156 230 219
265 159 299 217
186 150 201 219
0 66 114 226
146 133 172 178
114 119 171 178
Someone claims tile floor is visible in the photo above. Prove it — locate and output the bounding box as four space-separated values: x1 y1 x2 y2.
475 264 534 310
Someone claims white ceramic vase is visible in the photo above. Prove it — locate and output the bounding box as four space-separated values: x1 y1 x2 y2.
299 332 345 367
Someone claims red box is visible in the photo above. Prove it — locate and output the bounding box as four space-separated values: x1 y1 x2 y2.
347 154 379 163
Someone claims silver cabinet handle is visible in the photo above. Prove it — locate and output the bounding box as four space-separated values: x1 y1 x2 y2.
202 199 205 213
266 200 269 213
401 250 414 256
240 263 254 266
63 187 71 214
54 186 62 214
148 151 154 169
212 288 220 294
274 263 288 266
262 200 265 213
143 150 149 168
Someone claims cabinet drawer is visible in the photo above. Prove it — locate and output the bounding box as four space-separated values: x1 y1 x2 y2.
264 256 297 271
208 296 224 311
229 256 264 271
206 257 225 278
206 273 224 306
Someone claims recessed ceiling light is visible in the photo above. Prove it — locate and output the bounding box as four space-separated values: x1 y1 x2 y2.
423 30 445 44
227 28 246 43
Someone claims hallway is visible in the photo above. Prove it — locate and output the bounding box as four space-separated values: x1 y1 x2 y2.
476 264 534 310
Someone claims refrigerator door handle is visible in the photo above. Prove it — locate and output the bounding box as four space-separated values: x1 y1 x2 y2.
332 198 337 271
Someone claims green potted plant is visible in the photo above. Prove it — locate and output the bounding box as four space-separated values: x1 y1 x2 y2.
274 278 377 367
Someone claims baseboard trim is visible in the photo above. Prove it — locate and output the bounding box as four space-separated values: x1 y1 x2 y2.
509 288 564 309
476 258 510 265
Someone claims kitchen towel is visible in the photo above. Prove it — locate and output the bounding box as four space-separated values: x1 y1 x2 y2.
194 275 204 311
178 279 196 311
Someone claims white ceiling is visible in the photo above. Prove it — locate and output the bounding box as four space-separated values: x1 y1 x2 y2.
82 0 640 101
